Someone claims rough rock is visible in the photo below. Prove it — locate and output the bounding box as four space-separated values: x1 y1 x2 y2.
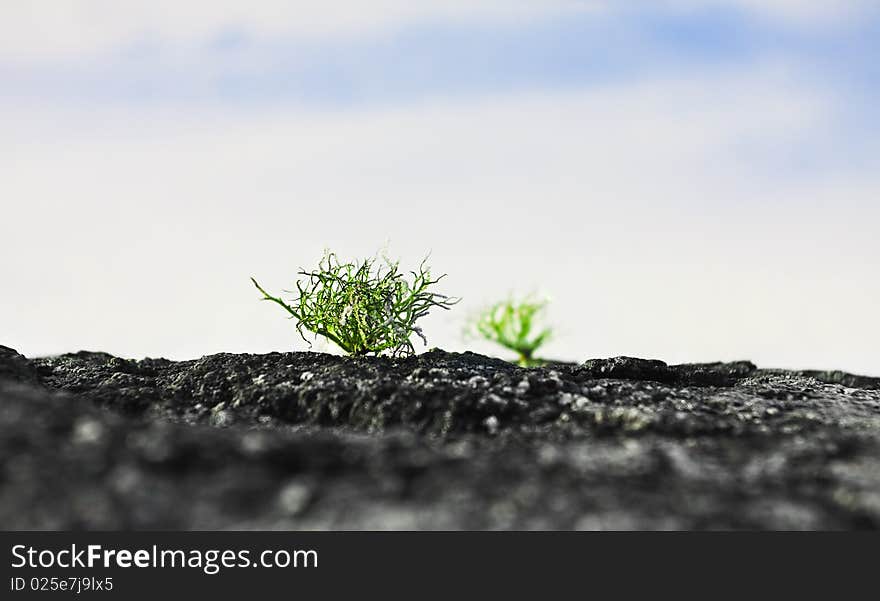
0 345 39 384
2 347 879 529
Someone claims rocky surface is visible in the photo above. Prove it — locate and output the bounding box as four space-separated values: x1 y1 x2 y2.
2 346 879 529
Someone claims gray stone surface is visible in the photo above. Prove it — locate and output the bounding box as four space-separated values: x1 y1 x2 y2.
2 347 879 529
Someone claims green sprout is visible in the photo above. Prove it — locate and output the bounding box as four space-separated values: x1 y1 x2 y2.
470 297 553 367
251 252 459 357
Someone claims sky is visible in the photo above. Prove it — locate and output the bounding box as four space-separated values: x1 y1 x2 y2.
2 1 879 374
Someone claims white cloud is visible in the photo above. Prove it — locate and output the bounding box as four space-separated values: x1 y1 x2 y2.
0 0 602 62
3 0 875 65
661 0 876 26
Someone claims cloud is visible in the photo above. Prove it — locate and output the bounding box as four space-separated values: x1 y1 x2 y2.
0 0 601 62
669 0 876 25
3 0 876 65
5 1 877 114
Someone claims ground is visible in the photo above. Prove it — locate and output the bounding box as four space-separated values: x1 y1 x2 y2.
1 344 879 529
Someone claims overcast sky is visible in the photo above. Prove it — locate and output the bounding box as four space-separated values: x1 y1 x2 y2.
2 1 879 374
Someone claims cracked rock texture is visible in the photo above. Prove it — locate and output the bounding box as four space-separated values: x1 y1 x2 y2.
2 346 879 529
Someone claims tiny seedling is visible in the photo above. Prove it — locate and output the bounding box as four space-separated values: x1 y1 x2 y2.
252 252 458 357
470 297 552 366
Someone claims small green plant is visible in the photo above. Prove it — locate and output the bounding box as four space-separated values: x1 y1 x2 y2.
251 252 458 357
470 297 552 366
